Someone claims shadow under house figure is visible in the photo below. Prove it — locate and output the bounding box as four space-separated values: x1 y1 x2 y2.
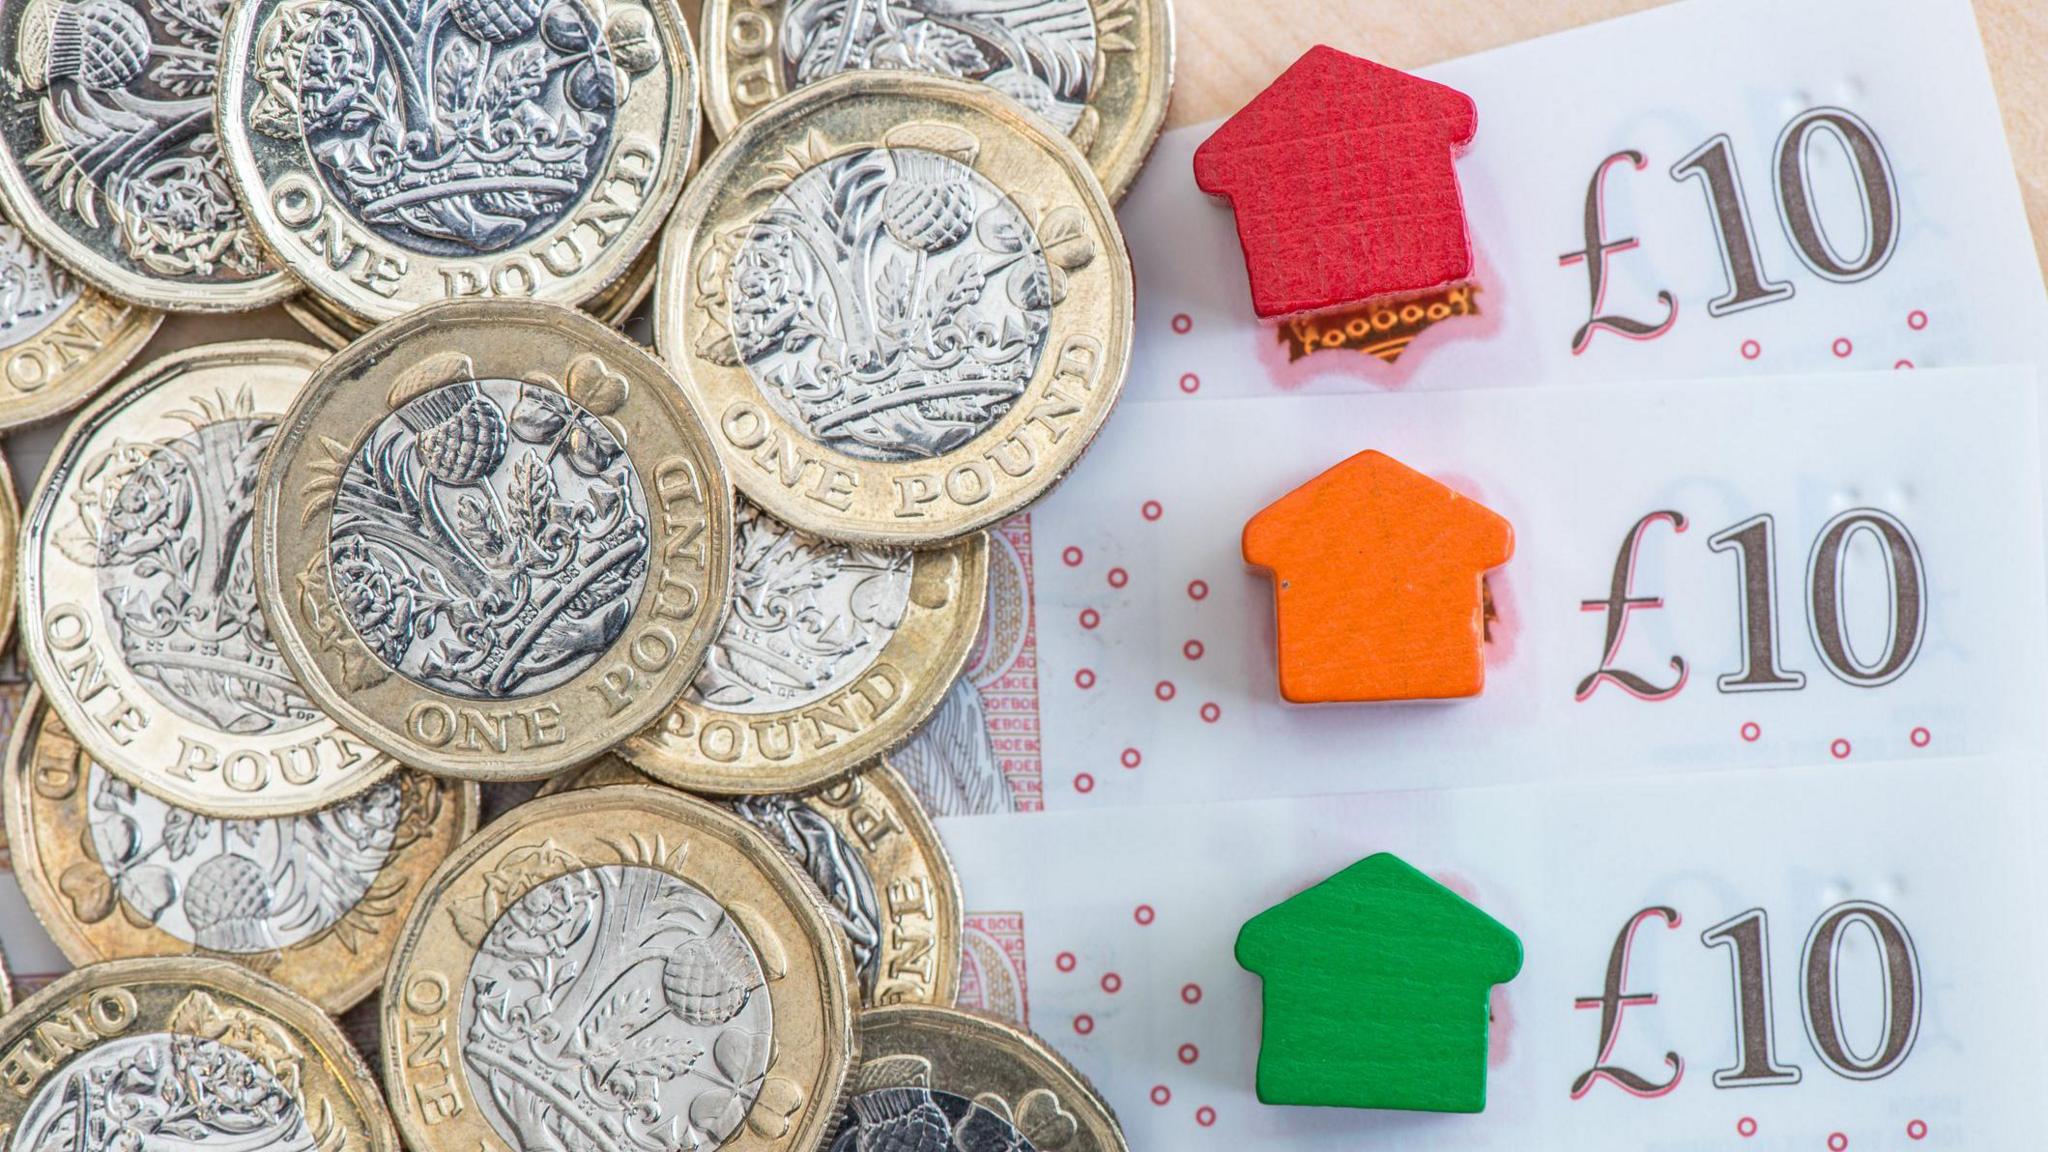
1237 853 1522 1113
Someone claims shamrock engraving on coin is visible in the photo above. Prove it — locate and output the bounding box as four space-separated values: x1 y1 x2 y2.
833 1005 1129 1152
382 785 854 1152
0 222 161 431
545 756 964 1006
18 341 402 817
6 687 480 1012
0 956 399 1152
658 74 1132 545
625 500 987 793
0 0 292 310
255 301 732 779
704 0 1173 202
219 0 699 324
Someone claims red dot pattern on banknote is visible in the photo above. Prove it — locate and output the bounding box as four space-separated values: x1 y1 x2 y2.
1050 907 1219 1134
1737 1117 1757 1137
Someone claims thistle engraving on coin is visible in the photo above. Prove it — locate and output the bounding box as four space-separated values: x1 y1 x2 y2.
695 503 911 710
15 1031 316 1152
73 765 401 953
0 0 288 307
458 859 775 1152
829 1085 1048 1152
63 391 319 734
702 134 1078 463
782 0 1099 133
325 363 652 698
252 0 660 256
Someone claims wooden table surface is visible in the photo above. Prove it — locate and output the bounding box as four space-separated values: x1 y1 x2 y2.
1161 0 2048 273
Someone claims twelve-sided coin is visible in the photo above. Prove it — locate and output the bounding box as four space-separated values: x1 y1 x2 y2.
0 0 292 310
254 301 733 780
702 0 1175 202
382 784 856 1152
18 340 403 816
658 73 1132 547
545 754 965 1007
6 686 480 1013
0 955 400 1152
218 0 700 325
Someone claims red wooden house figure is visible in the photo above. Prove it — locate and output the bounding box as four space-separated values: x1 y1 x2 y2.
1194 47 1479 319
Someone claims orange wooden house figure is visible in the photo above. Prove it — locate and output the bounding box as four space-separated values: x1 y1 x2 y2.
1244 450 1512 703
1194 47 1479 319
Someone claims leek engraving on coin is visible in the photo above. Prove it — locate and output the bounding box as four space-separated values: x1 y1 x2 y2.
710 142 1064 462
14 0 265 280
457 862 774 1152
828 1087 1034 1152
62 396 319 734
326 366 651 698
0 224 77 342
72 764 403 953
15 1032 314 1152
692 503 911 713
780 0 1098 133
733 794 882 995
253 0 661 255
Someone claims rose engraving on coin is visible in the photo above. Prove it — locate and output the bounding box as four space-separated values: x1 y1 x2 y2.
76 765 400 953
733 794 882 994
326 368 651 699
256 0 659 256
694 502 910 712
781 0 1098 133
66 396 319 734
0 224 77 341
711 140 1065 462
828 1086 1038 1152
458 862 774 1152
15 1031 315 1152
0 0 288 308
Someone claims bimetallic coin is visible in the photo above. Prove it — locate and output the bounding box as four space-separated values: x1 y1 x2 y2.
545 755 964 1006
0 453 16 661
703 0 1173 203
255 301 734 780
657 73 1133 546
0 0 290 310
833 1005 1128 1152
19 341 404 817
5 687 480 1012
625 499 987 793
0 222 160 431
0 956 399 1152
218 0 700 324
382 785 855 1152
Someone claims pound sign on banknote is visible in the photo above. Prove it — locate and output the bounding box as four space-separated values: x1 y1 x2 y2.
1570 906 1684 1099
1575 511 1688 701
1559 150 1678 354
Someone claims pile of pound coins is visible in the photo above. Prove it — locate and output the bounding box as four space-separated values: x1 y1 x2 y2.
0 0 1174 1147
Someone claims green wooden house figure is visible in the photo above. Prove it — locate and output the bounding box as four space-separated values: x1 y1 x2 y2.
1236 852 1522 1113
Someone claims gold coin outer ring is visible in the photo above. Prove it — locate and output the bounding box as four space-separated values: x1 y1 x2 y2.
254 301 735 780
1 452 17 660
379 785 857 1152
216 0 699 324
854 1004 1132 1152
626 529 989 793
698 0 1176 203
17 340 406 817
0 955 400 1151
655 72 1135 548
3 686 482 1014
0 290 162 433
543 756 967 1007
